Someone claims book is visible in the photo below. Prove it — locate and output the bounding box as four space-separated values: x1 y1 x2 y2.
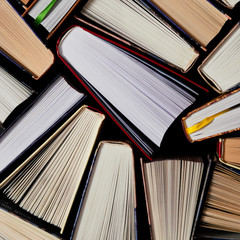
0 66 32 125
72 141 136 240
19 0 30 4
143 0 228 47
79 0 199 72
198 23 240 93
217 137 240 169
57 26 201 159
0 208 60 240
141 157 205 240
0 76 84 178
23 0 83 39
182 88 240 142
200 163 240 235
216 0 239 8
0 0 54 79
1 105 105 235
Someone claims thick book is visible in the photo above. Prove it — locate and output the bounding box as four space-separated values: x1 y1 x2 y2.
0 66 33 125
143 0 228 47
0 76 85 181
217 137 240 169
22 0 84 39
79 0 199 72
182 88 240 142
57 25 205 159
198 23 240 93
71 141 136 240
0 0 54 79
140 156 207 240
198 163 240 238
0 105 105 239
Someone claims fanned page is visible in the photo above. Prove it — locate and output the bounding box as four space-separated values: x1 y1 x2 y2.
0 76 84 173
28 0 77 32
58 27 197 152
143 158 204 240
72 141 136 240
200 24 240 93
0 67 32 124
201 163 240 233
81 0 199 71
0 0 54 78
0 208 60 240
146 0 228 47
182 89 240 142
2 106 104 232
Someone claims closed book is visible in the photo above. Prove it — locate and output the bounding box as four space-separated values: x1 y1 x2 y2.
78 0 199 72
182 88 240 142
198 23 240 93
22 0 84 39
0 0 54 79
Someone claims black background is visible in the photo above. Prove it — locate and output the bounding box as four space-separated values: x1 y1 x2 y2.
2 1 240 239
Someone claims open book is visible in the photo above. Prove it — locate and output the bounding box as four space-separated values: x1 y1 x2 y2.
182 88 240 142
198 23 240 93
0 76 84 178
1 105 104 236
0 208 60 240
57 26 200 159
0 0 54 79
200 163 240 236
72 141 136 240
0 67 32 125
141 157 205 240
80 0 199 72
144 0 228 47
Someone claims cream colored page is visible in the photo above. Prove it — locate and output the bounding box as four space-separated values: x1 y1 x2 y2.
149 0 228 46
0 0 54 78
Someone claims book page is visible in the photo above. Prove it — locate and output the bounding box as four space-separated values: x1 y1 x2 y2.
183 89 240 141
143 158 204 240
58 26 197 147
73 141 136 240
223 138 240 165
0 76 84 173
0 67 32 124
148 0 228 47
81 0 199 71
0 0 54 78
0 209 60 240
28 0 77 32
201 24 240 92
201 163 240 233
2 106 104 232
